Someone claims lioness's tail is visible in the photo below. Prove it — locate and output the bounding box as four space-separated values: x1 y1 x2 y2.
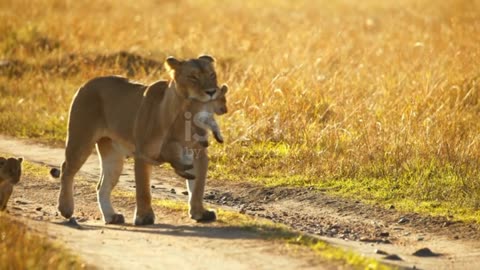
50 167 61 178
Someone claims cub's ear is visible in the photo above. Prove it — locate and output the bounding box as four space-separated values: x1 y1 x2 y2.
198 55 215 63
220 84 228 94
165 56 182 71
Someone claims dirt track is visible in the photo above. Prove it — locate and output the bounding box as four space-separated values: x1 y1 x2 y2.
1 135 480 269
0 136 330 270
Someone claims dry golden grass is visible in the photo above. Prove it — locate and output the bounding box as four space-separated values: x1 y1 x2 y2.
0 213 86 269
1 0 480 218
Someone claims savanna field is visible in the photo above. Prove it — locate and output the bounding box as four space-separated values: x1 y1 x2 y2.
1 0 480 221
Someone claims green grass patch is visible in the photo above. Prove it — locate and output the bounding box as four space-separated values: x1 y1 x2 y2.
209 142 480 224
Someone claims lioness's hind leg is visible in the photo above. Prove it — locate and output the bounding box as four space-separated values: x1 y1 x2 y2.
58 138 96 219
96 138 125 224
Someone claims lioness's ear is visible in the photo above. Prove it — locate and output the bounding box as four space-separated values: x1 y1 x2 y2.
165 57 182 71
198 55 215 63
18 157 23 163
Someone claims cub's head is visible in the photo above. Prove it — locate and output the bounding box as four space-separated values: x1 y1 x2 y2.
212 84 228 115
0 157 23 185
165 55 221 102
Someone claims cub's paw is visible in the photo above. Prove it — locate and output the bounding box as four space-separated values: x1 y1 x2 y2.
134 212 155 226
198 141 209 148
194 210 216 223
213 132 224 144
106 213 125 225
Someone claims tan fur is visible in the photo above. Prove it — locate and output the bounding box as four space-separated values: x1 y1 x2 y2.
57 56 223 225
0 157 23 211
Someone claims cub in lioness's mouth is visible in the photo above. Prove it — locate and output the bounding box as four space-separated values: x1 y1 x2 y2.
134 84 229 179
55 55 225 225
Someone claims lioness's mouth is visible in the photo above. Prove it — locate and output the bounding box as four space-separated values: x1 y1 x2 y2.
204 87 219 98
205 89 216 97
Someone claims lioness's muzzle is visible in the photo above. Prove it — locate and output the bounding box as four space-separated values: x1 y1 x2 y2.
205 88 218 97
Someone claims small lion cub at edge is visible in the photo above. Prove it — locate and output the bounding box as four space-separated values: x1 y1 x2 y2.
0 156 23 211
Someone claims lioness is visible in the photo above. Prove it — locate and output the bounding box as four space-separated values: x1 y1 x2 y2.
0 157 23 211
134 84 228 214
57 55 222 225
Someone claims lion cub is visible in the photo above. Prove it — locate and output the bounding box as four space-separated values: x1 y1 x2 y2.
0 157 23 211
136 85 228 178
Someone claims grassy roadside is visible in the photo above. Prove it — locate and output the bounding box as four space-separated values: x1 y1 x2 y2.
138 197 392 270
0 156 89 269
209 143 480 223
1 0 480 226
0 213 87 269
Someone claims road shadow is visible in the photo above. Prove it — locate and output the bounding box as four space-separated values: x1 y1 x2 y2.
53 218 293 241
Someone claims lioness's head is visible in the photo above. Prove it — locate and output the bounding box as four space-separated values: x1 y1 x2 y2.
165 55 220 102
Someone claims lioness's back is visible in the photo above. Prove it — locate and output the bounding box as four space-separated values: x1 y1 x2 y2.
68 76 148 141
74 76 146 103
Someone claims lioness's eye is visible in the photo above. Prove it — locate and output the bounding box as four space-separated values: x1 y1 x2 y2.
188 75 199 82
210 73 216 79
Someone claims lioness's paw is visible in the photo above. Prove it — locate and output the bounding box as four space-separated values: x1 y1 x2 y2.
174 169 195 180
194 210 216 223
178 162 194 171
106 213 125 225
134 212 155 226
58 197 74 219
58 206 73 219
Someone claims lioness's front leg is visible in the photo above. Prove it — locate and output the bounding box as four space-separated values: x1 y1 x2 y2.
186 148 216 222
133 158 155 225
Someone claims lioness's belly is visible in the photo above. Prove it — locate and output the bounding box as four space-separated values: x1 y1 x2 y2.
111 141 135 157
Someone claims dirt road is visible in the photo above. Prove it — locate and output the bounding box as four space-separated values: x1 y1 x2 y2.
0 136 331 270
2 135 480 269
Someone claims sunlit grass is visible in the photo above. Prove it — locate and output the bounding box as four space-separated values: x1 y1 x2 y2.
0 156 90 269
0 213 86 269
1 0 480 222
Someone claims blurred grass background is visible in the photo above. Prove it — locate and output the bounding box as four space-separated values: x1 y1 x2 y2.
1 0 480 220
